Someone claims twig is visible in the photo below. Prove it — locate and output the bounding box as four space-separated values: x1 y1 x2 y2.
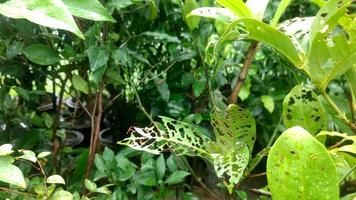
229 42 259 104
249 172 267 178
37 160 49 199
248 188 271 196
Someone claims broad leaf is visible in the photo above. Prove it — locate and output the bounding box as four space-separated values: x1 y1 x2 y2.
0 144 13 155
84 179 97 192
222 18 303 68
62 0 115 22
182 0 200 30
164 170 190 185
19 150 37 163
261 95 274 113
72 75 89 94
316 131 356 154
51 190 73 200
216 0 252 18
282 85 327 135
211 104 256 153
0 157 26 188
271 0 293 27
267 126 339 200
118 117 211 157
47 175 65 184
87 46 110 71
154 78 170 102
155 155 166 180
0 0 83 38
189 7 237 23
23 44 60 66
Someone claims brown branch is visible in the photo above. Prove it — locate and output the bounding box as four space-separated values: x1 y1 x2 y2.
229 42 259 104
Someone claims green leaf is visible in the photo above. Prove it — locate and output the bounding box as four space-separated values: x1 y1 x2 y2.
51 190 73 200
211 104 256 153
154 78 170 102
216 0 252 18
316 131 356 154
134 170 157 186
156 154 166 180
189 7 237 23
118 117 211 157
0 158 26 188
47 175 65 185
23 44 60 66
87 46 110 71
192 79 205 97
37 151 51 159
72 75 89 94
245 0 269 20
164 171 190 185
102 147 115 171
0 144 13 155
223 18 303 68
0 0 84 38
210 142 249 193
115 155 136 181
261 95 274 113
271 0 293 27
19 150 37 163
182 0 200 30
267 126 339 200
84 179 97 192
282 85 327 135
6 40 23 59
62 0 115 22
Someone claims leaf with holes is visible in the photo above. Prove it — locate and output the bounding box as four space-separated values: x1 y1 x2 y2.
316 131 356 154
189 7 237 23
267 126 339 200
282 85 327 135
211 104 256 153
210 142 249 193
118 117 211 157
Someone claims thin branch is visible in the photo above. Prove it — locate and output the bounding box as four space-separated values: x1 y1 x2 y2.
229 42 259 104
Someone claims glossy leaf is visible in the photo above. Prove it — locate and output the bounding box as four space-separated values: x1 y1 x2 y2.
0 0 83 38
282 85 327 135
47 175 65 184
223 18 303 68
216 0 252 18
84 179 97 192
51 190 73 200
0 157 26 188
0 144 13 155
72 75 89 94
182 0 200 30
164 171 190 185
62 0 115 22
211 104 256 153
271 0 293 27
23 44 60 66
189 7 236 23
19 150 37 163
37 151 51 159
267 126 339 200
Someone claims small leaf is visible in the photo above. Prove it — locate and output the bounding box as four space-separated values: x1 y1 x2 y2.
47 175 65 185
193 79 205 97
134 170 157 186
261 95 274 113
23 44 60 66
51 190 73 200
182 0 200 30
95 187 111 194
154 78 170 102
87 46 110 71
72 75 89 94
115 155 136 181
282 85 327 135
156 154 166 180
19 150 37 163
84 179 97 192
165 171 190 185
62 0 115 22
0 144 13 155
37 152 51 159
267 126 339 200
0 158 26 188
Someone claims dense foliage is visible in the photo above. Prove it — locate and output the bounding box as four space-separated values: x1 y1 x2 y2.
0 0 355 199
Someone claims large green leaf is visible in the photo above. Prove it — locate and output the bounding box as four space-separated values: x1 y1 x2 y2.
0 156 26 188
182 0 200 30
23 44 60 66
222 18 304 68
267 126 339 200
282 85 327 135
211 104 256 153
271 0 293 27
62 0 115 22
118 117 211 157
216 0 252 18
0 0 83 38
